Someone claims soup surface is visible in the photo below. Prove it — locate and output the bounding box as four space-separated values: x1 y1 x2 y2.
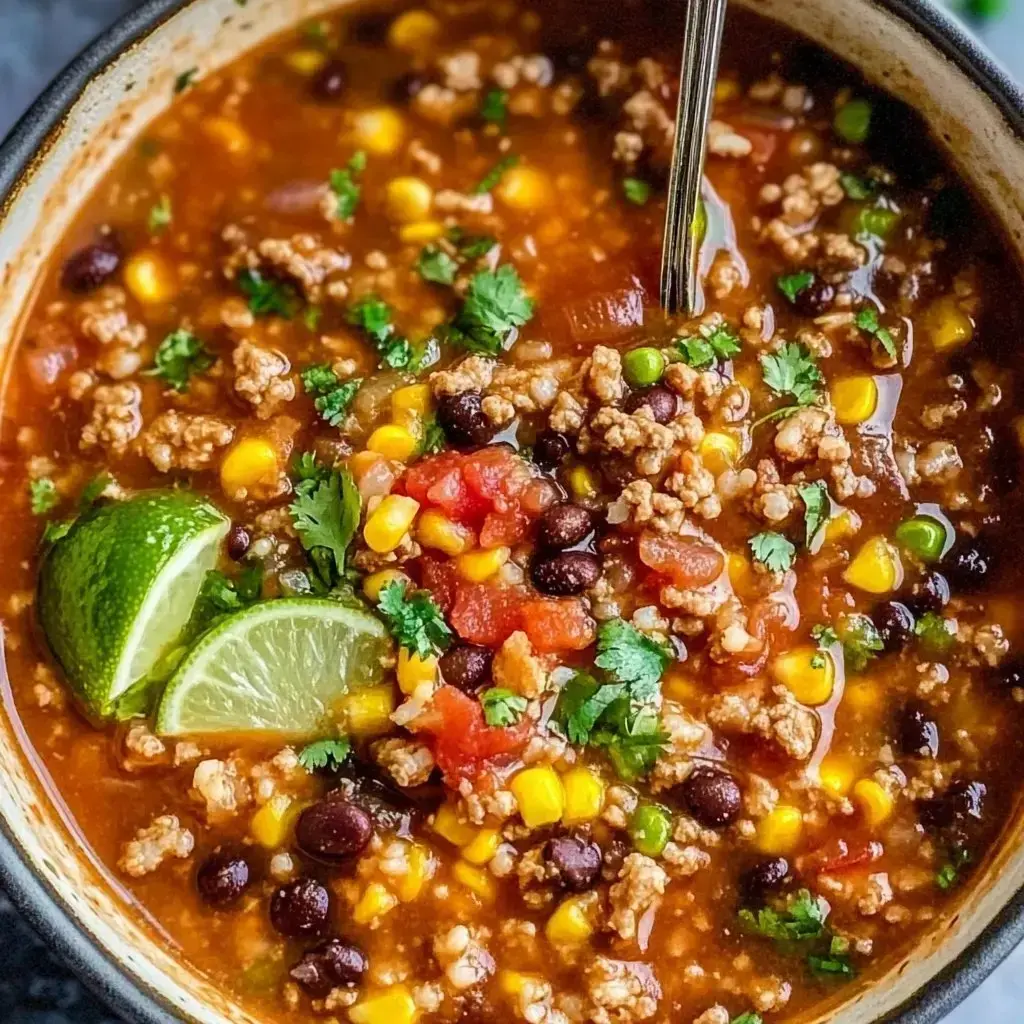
2 2 1024 1022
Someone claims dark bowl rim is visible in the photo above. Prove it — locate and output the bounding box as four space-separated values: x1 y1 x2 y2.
0 1 1022 1022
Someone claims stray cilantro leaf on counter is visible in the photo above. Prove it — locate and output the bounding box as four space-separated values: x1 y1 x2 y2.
760 342 822 405
777 270 815 304
448 264 535 355
836 613 883 672
797 480 830 547
595 619 672 701
147 194 172 234
676 322 741 369
174 67 198 94
839 173 877 201
377 580 452 660
474 153 519 194
623 177 652 206
238 268 299 319
480 688 528 727
30 478 59 516
145 329 215 392
739 889 827 943
298 738 351 772
749 531 796 573
289 465 360 586
480 88 509 125
347 295 412 369
301 364 362 427
417 246 459 286
329 150 367 221
914 611 956 652
855 306 898 360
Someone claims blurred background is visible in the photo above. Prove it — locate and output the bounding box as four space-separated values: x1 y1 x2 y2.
0 0 1021 1022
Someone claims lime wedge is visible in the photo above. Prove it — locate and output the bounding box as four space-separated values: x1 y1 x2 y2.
155 598 390 737
38 490 229 719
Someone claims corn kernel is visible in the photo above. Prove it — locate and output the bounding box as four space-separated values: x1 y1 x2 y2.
699 431 740 475
397 648 438 695
831 375 879 425
201 116 252 156
567 465 598 500
561 767 605 825
387 9 441 52
924 295 974 351
340 684 396 736
284 49 328 75
352 108 405 155
432 803 476 848
818 756 856 798
662 669 698 704
352 881 398 925
123 251 177 305
461 828 501 866
250 794 300 848
771 645 835 706
363 568 411 603
220 438 279 495
455 546 510 582
385 177 434 224
853 778 894 828
756 805 804 855
496 165 553 211
843 535 902 594
399 221 446 244
715 79 741 102
499 971 538 998
350 450 385 481
452 859 496 901
416 510 475 556
391 383 432 423
844 680 882 714
367 424 418 462
395 843 432 902
510 766 565 828
364 495 420 553
824 508 862 545
727 551 754 593
349 988 418 1024
545 894 594 944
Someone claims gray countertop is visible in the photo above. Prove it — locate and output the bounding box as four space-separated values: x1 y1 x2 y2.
0 1 1022 1021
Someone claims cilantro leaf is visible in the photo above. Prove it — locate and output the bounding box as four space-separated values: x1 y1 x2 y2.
812 623 839 648
591 702 668 781
777 271 815 304
760 342 822 405
480 89 508 124
552 673 627 746
449 229 497 261
836 613 883 672
623 177 652 206
289 467 360 585
347 295 413 370
480 688 528 727
291 450 330 498
474 154 519 194
749 531 796 573
78 473 113 510
595 619 672 702
808 952 855 978
417 246 458 286
797 480 830 547
189 565 263 635
29 478 59 516
732 1015 764 1024
145 329 214 392
301 363 362 426
448 265 534 355
854 307 898 360
377 581 452 659
298 738 351 772
839 173 876 201
676 322 741 369
914 611 955 652
147 194 172 234
936 862 959 890
238 268 299 318
739 889 827 942
174 68 198 93
329 151 367 221
421 417 446 454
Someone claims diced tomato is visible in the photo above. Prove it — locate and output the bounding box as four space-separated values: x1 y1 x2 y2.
405 453 487 523
736 126 779 165
638 532 725 589
450 582 525 646
461 446 532 513
21 324 78 393
479 509 530 548
520 598 595 653
419 555 458 614
803 838 884 875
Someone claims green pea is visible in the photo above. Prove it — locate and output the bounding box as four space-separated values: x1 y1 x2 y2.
894 515 947 563
853 205 900 241
623 347 666 387
834 99 873 144
628 802 672 857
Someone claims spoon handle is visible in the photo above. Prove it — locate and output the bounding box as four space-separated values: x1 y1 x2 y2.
660 0 728 316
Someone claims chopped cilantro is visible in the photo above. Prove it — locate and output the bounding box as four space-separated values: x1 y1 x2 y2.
732 1015 763 1024
812 624 840 648
78 473 113 510
347 295 413 370
797 480 830 547
595 619 672 702
302 19 330 45
935 863 959 890
623 177 652 206
291 450 330 497
739 889 828 942
300 364 362 426
474 154 519 195
29 478 59 516
480 89 509 125
676 322 741 369
552 673 627 745
289 465 360 586
777 270 815 304
760 342 822 405
855 307 898 360
421 417 446 454
837 613 883 672
448 264 535 355
480 688 528 727
449 229 497 261
298 738 351 772
417 246 459 286
303 305 323 332
174 68 198 93
145 329 214 392
329 151 367 221
914 611 956 652
808 952 855 978
189 565 263 635
839 173 877 201
377 581 452 659
749 531 796 573
147 194 172 234
238 268 299 318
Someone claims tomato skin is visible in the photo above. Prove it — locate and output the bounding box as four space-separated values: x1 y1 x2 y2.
520 598 595 653
450 582 524 646
638 532 724 589
803 838 884 875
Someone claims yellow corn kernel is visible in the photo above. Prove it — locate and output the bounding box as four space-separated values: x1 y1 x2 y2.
831 376 879 426
367 424 418 462
284 49 328 75
363 568 411 603
416 510 475 557
391 383 432 423
350 449 385 479
455 546 510 583
561 767 605 825
452 859 496 901
387 9 441 51
818 756 856 798
824 508 862 546
499 971 538 999
340 684 396 736
771 646 835 706
432 803 476 848
250 794 299 849
510 766 565 828
843 536 902 594
567 465 598 500
727 551 754 593
220 438 279 495
756 805 804 855
353 881 398 925
396 648 438 695
395 842 432 902
496 165 553 211
350 988 418 1024
853 778 894 828
715 79 741 102
123 251 177 305
545 894 594 944
364 494 420 553
461 828 501 866
202 116 252 156
352 108 405 155
844 680 881 714
662 668 698 704
399 220 446 244
699 431 740 476
924 295 974 351
385 177 434 224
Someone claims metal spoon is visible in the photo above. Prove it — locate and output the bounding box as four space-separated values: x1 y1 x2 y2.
660 0 729 316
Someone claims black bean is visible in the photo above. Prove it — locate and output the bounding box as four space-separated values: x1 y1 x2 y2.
873 601 915 653
623 385 676 425
791 276 835 317
544 835 602 891
943 541 992 592
741 857 790 903
991 654 1024 692
226 524 251 561
310 59 347 101
537 503 592 550
920 779 987 830
389 71 429 104
270 878 330 938
437 391 496 448
438 643 493 693
530 550 601 596
296 799 373 862
532 431 571 470
897 702 939 759
680 766 742 827
60 238 121 293
351 11 391 42
289 938 368 997
904 572 949 617
196 847 251 907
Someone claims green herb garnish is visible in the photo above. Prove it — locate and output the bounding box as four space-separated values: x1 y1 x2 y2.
329 151 367 221
377 581 452 659
147 194 172 234
914 611 956 652
174 68 198 93
448 264 535 355
676 322 741 369
238 268 299 318
30 478 59 516
595 619 672 702
749 531 796 573
797 480 830 547
760 342 822 405
144 329 214 392
289 463 360 586
480 688 528 727
347 295 413 370
839 173 877 201
777 270 815 304
837 613 884 672
855 307 898 360
623 177 652 206
298 738 351 772
417 246 459 286
480 89 509 125
740 889 827 942
474 154 519 194
301 364 362 427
